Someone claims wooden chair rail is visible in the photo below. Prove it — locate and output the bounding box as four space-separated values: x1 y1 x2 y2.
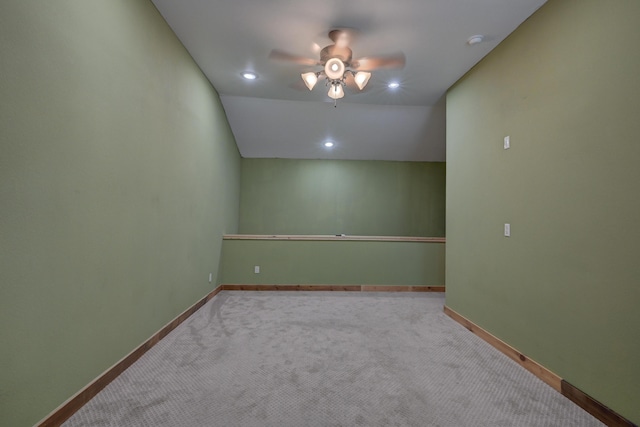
223 234 445 243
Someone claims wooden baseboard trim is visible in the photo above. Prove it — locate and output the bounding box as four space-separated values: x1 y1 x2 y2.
443 306 561 392
361 285 445 292
221 284 445 292
561 380 637 427
444 306 637 427
221 284 360 291
36 286 222 427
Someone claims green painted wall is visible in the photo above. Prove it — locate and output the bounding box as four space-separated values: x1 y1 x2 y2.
239 158 446 236
221 240 444 286
446 0 640 423
0 1 240 425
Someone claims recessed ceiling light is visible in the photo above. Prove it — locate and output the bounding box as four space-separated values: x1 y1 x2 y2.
242 72 258 80
388 82 400 89
324 141 334 148
467 35 484 46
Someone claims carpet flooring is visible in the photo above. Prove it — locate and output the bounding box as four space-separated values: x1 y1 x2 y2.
63 291 603 426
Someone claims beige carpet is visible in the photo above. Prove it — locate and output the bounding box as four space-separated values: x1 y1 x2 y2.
63 291 603 426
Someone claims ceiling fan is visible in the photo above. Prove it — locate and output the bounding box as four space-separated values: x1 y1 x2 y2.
270 29 405 104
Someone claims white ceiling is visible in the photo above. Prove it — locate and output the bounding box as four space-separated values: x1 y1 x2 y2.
150 0 546 162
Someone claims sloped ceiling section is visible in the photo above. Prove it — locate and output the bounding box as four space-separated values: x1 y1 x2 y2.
221 95 446 161
151 0 547 161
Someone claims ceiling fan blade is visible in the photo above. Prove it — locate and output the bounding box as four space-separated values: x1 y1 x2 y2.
352 52 406 70
269 49 319 66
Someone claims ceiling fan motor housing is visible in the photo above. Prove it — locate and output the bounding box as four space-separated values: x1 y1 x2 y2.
320 45 352 64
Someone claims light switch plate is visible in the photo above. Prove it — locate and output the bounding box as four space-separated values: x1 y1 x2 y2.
504 223 511 237
504 136 510 150
254 266 260 274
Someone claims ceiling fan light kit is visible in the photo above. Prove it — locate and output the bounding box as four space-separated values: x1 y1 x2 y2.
300 57 373 104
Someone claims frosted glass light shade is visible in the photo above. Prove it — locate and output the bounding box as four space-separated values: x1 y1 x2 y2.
301 72 318 90
324 58 345 80
328 84 345 100
354 72 371 90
